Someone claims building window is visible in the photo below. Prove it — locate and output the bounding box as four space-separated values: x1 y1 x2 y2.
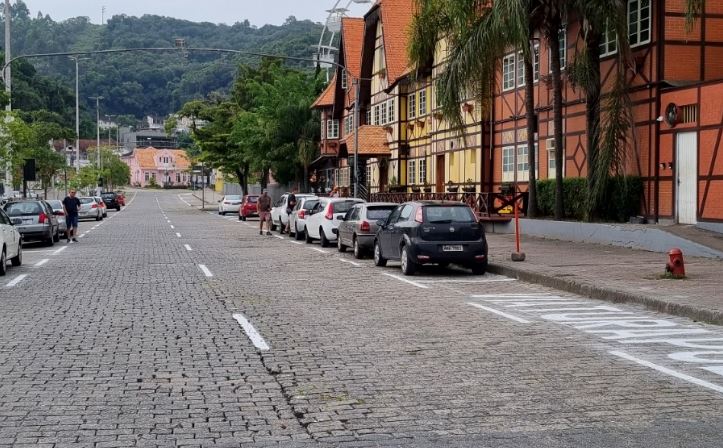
549 26 567 71
418 89 427 116
408 159 416 185
419 158 427 184
387 99 395 124
341 70 348 90
517 145 529 181
547 138 563 179
628 0 651 47
381 101 388 125
373 105 381 125
176 173 181 183
599 24 618 57
408 94 417 119
366 164 373 186
517 51 526 87
327 119 339 139
533 44 540 82
144 172 151 181
502 146 515 182
344 115 353 136
503 54 515 91
321 119 326 140
366 108 371 125
338 167 351 187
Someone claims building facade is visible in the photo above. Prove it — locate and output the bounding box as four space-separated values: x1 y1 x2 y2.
123 147 191 188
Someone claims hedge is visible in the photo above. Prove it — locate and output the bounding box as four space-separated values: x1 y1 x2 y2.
535 176 643 222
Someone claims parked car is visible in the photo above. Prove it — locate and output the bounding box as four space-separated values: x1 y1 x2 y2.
218 195 243 215
337 202 397 258
78 197 103 221
373 201 488 276
101 192 122 211
2 200 60 246
238 195 259 221
304 198 365 247
94 196 108 218
288 196 319 240
271 193 317 232
0 207 23 275
46 200 67 234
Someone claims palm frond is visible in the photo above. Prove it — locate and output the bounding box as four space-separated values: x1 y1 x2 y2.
685 0 704 32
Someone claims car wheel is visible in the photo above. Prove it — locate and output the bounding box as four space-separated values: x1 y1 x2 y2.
471 260 488 275
400 246 417 276
337 234 347 252
46 234 55 247
10 243 22 267
373 240 387 267
218 210 222 215
116 207 121 212
95 215 101 221
305 228 313 244
353 236 364 259
270 221 277 232
53 229 60 242
238 214 243 221
320 228 330 247
295 223 304 241
0 248 6 276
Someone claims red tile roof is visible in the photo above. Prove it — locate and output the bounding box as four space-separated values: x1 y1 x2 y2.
344 125 390 155
312 74 337 109
342 18 365 80
379 0 416 85
134 148 190 170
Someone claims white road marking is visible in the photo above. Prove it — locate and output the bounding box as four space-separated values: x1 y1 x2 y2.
472 294 562 299
184 244 193 251
382 273 429 289
170 225 175 229
198 264 213 277
178 194 193 207
418 278 516 284
467 302 532 324
312 248 330 254
274 235 284 240
338 258 362 267
232 313 270 351
176 233 182 238
23 249 56 254
610 350 723 394
34 259 50 267
6 274 28 288
289 241 303 245
78 234 85 239
53 246 68 255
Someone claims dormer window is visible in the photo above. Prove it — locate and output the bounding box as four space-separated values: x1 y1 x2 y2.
341 70 348 90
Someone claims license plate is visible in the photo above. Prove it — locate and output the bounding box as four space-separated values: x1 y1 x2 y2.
442 245 463 252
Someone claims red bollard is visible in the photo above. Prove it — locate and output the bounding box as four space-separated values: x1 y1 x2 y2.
665 248 685 278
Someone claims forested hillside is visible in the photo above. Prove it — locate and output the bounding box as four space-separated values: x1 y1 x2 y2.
1 1 323 121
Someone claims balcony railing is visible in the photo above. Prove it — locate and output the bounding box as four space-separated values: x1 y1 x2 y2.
368 191 529 220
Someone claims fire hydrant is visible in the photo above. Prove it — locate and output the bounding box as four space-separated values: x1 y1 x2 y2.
665 248 686 279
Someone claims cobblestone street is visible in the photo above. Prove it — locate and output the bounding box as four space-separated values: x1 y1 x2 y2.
1 190 722 447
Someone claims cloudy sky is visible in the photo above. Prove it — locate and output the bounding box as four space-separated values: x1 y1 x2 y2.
22 0 374 26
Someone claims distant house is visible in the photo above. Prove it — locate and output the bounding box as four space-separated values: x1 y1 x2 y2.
123 147 191 188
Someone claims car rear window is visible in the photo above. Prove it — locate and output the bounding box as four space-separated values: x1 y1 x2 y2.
102 193 116 198
47 200 63 209
424 206 476 223
80 197 95 204
330 201 359 214
226 195 242 200
5 202 42 216
246 196 258 203
303 200 319 210
367 206 395 220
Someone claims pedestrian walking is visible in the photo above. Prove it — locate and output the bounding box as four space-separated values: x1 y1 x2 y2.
62 189 81 243
283 187 298 234
257 190 272 236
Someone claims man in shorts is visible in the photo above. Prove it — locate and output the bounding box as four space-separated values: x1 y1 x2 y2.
257 190 272 236
62 189 81 243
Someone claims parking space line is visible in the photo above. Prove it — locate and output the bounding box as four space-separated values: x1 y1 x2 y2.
274 235 284 240
198 264 213 277
6 274 28 288
232 313 270 351
609 350 723 394
53 246 68 255
289 241 303 245
338 258 362 267
178 194 193 207
176 233 182 238
184 244 193 251
170 225 175 229
383 273 429 289
34 259 50 267
466 302 532 324
418 278 516 284
312 248 330 254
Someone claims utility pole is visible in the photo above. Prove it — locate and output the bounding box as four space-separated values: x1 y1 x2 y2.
69 56 88 172
89 96 104 170
353 78 360 198
4 0 12 190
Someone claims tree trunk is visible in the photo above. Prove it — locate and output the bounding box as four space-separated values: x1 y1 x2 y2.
548 22 565 220
234 167 246 195
524 31 538 218
584 29 602 221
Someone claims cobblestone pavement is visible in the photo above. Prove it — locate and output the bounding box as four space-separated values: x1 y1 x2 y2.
0 190 721 447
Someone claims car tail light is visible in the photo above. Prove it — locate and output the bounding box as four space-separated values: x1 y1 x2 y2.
56 210 65 216
91 203 97 209
325 205 334 220
298 209 306 219
38 212 48 224
360 220 370 232
415 207 424 223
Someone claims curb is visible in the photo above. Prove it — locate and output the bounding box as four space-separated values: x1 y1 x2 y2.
488 263 723 326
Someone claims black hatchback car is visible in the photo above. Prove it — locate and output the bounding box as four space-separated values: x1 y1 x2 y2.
101 192 121 211
373 201 488 276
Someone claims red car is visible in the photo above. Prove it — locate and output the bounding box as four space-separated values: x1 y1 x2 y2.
117 193 126 206
238 195 259 221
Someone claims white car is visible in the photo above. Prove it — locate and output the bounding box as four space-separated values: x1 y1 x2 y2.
270 193 316 232
0 207 23 276
304 198 365 247
218 195 243 215
289 196 320 240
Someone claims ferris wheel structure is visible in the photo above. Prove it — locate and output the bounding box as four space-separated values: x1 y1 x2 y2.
314 0 372 81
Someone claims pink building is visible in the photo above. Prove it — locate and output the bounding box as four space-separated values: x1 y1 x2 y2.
124 147 191 188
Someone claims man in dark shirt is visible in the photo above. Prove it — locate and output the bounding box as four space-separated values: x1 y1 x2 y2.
283 187 298 234
62 189 81 243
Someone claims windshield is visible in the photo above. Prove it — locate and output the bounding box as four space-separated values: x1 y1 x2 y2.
4 202 42 216
226 195 242 200
246 196 258 203
101 193 115 197
424 206 476 223
367 206 395 221
80 197 95 204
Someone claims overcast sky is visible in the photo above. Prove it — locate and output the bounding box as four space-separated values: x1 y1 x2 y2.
22 0 374 26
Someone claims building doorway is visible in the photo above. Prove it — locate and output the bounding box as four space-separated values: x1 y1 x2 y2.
676 132 698 224
436 155 445 192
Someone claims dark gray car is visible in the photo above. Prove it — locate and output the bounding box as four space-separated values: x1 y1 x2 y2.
3 200 60 245
337 202 397 258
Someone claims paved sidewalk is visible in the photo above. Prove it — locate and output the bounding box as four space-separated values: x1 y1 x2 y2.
487 233 723 325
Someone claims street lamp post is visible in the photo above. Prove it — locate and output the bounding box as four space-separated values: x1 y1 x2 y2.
3 0 11 190
69 56 88 172
353 78 360 199
89 96 104 170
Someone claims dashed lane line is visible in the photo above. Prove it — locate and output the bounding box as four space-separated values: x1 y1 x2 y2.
184 244 193 251
274 235 284 240
178 194 193 207
382 273 429 289
170 225 175 230
6 274 28 288
34 259 49 267
232 313 270 351
338 258 362 267
610 350 723 395
312 248 330 254
176 233 182 238
466 302 532 324
289 241 303 245
53 246 68 255
199 264 213 278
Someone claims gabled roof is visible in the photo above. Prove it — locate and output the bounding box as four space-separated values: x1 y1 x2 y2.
379 0 416 85
133 147 190 170
341 17 365 80
312 74 337 109
343 125 390 155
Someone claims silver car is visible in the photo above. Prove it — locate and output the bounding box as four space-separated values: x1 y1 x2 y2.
46 200 67 234
3 200 60 245
78 197 103 221
337 203 397 258
289 196 319 240
94 197 108 218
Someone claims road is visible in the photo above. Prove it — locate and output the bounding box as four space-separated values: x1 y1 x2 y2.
1 190 722 447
